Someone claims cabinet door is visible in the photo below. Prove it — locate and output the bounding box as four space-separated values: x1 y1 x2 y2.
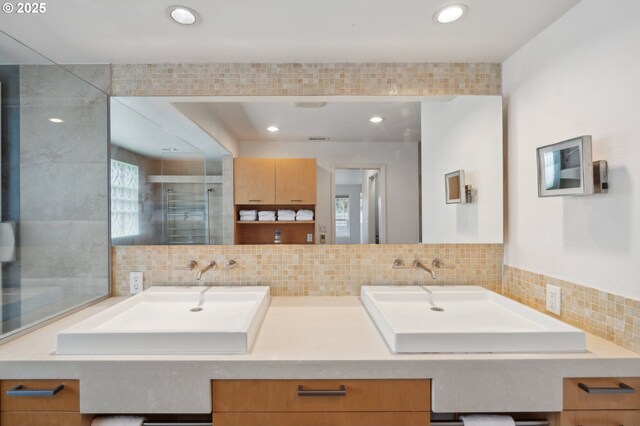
1 412 90 426
564 378 640 410
560 410 640 426
234 158 275 204
275 159 316 204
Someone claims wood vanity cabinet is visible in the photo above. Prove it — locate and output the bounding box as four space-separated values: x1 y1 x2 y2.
0 380 92 426
234 158 317 244
560 377 640 426
212 379 431 426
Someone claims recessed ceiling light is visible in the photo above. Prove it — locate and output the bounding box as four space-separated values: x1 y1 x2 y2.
267 126 280 132
168 6 198 25
369 116 384 123
48 118 63 123
433 4 467 24
162 147 178 152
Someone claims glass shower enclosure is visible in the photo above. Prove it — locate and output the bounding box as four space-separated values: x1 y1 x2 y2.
0 31 110 339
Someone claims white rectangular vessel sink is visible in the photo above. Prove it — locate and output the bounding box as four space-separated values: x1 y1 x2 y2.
57 286 270 355
361 286 586 353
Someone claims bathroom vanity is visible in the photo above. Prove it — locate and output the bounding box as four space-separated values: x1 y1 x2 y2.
0 296 638 425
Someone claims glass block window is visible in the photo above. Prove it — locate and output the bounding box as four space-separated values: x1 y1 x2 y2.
111 159 139 238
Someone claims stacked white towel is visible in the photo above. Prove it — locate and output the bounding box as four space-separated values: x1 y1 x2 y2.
91 416 146 426
277 209 296 221
258 210 276 221
296 209 314 221
239 209 257 221
460 415 516 426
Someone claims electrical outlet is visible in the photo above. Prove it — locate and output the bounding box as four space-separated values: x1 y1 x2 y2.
130 272 143 295
306 233 313 243
546 284 561 315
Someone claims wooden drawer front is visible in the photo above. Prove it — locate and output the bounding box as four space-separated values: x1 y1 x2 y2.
560 410 640 426
1 412 89 426
213 379 430 412
0 380 80 412
564 378 640 410
214 411 429 426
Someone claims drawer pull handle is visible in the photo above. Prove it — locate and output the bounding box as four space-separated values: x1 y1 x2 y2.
290 200 303 202
248 199 262 202
297 385 346 397
577 382 635 394
6 384 64 397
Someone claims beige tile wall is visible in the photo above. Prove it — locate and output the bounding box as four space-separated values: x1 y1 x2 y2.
503 265 640 354
111 63 501 96
112 244 503 296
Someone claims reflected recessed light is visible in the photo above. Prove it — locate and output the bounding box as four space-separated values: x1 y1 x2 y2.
369 116 384 123
162 147 178 152
434 4 467 24
48 118 63 123
267 126 280 132
168 6 198 25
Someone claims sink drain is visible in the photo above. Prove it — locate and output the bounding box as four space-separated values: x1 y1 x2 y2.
431 306 444 312
190 307 203 312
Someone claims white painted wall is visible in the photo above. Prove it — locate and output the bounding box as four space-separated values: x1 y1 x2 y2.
239 140 419 244
421 96 504 243
503 0 640 299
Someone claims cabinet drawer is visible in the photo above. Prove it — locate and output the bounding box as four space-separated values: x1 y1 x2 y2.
564 378 640 410
0 380 80 412
213 379 430 412
1 412 90 426
214 411 429 426
560 410 640 426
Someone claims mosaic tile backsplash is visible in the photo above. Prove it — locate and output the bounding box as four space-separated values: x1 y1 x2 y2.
111 63 501 97
503 265 640 354
112 244 503 297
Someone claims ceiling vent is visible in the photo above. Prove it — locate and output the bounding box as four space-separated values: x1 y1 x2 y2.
293 102 327 109
308 136 330 141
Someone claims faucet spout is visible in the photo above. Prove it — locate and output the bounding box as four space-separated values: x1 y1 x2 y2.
413 260 437 280
196 261 217 281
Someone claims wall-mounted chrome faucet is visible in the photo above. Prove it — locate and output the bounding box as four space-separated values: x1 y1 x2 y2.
413 260 437 280
196 261 217 280
392 258 454 280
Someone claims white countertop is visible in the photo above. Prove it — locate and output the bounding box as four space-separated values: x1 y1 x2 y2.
0 296 638 414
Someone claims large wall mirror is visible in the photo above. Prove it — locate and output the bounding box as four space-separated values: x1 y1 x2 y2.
110 95 502 246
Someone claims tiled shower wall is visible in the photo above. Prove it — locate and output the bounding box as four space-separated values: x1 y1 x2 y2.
503 266 640 354
112 244 503 296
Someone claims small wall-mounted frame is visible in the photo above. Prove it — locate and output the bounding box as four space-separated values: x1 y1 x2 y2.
445 170 466 204
537 135 596 197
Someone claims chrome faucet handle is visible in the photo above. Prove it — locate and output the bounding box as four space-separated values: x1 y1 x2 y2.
225 259 238 270
432 258 455 269
185 260 198 270
392 259 407 269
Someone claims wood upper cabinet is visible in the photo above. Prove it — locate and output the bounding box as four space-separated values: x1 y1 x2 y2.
234 158 316 205
234 158 276 204
275 159 317 204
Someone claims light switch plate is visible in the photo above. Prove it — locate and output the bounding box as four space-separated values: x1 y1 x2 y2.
546 284 561 315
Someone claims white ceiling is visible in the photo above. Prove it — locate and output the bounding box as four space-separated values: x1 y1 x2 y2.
188 101 421 143
0 0 580 64
111 98 230 159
